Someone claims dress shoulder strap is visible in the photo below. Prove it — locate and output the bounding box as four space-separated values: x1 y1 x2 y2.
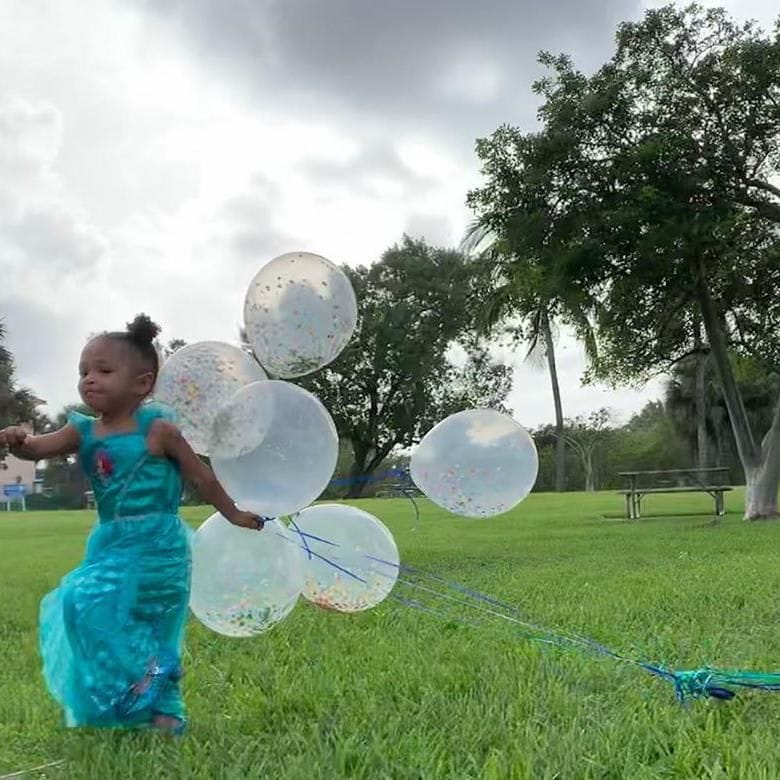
135 401 179 436
67 410 96 446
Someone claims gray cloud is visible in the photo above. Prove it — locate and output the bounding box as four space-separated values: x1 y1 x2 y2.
302 141 431 190
136 0 641 144
403 213 456 246
3 206 104 273
0 97 104 286
219 175 295 267
0 297 83 413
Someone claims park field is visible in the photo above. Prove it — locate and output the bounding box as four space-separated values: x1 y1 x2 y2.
2 489 780 779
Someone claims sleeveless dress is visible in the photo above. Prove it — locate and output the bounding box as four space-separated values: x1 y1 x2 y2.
39 403 192 729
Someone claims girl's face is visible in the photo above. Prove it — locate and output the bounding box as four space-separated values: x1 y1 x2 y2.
78 337 154 414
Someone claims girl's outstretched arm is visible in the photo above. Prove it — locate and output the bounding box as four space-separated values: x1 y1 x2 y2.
150 420 265 531
0 425 80 461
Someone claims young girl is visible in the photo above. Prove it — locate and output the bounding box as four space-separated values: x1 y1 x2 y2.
0 314 264 734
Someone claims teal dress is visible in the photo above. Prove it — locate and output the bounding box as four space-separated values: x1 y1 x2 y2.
39 403 192 729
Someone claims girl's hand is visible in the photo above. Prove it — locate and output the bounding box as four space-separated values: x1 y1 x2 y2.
0 424 78 461
0 426 29 452
228 510 267 531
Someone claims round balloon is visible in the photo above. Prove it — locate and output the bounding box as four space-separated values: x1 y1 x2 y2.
154 341 267 456
211 380 339 518
243 251 358 378
190 514 303 637
411 409 539 518
292 504 400 612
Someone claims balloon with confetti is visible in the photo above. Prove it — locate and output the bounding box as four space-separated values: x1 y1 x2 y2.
243 251 358 378
211 380 339 518
190 514 303 637
154 341 267 456
292 504 400 612
411 409 538 518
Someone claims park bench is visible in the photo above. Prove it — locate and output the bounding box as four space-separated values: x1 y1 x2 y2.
1 483 27 511
618 467 732 519
375 481 423 499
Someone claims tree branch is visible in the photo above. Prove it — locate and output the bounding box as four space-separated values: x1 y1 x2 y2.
745 177 780 202
734 191 780 223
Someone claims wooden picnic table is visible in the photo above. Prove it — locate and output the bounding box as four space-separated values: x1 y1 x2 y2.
618 467 732 519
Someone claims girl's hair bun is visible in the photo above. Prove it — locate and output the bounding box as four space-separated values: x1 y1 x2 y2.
126 314 161 346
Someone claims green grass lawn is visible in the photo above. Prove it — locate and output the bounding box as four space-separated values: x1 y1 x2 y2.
2 489 780 779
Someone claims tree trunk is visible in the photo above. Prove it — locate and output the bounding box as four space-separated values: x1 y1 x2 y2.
696 267 779 519
346 446 369 499
584 452 595 492
744 462 780 519
694 351 709 473
345 443 390 499
748 398 780 519
543 314 566 491
712 409 727 467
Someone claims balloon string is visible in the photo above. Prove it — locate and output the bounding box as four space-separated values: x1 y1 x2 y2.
276 526 665 678
282 526 632 646
283 526 581 640
325 468 421 530
389 593 483 627
274 525 780 701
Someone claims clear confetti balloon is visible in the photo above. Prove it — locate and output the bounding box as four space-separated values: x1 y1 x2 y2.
208 381 275 461
211 380 339 518
190 514 303 637
291 504 400 612
411 409 539 518
154 341 267 456
243 251 358 378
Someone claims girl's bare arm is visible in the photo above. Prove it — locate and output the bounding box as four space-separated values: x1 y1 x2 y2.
0 425 80 461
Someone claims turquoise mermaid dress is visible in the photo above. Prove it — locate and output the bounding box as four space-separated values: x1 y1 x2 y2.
39 403 192 729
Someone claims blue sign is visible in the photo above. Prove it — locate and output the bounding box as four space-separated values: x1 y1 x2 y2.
3 484 26 498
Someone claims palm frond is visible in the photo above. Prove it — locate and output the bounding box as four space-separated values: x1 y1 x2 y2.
0 319 10 365
523 331 547 370
566 301 599 366
460 220 496 255
481 281 520 333
523 307 557 371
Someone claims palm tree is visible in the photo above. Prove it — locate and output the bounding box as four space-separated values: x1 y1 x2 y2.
462 227 597 492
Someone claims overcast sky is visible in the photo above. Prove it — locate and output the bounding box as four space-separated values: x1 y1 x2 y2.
0 0 776 427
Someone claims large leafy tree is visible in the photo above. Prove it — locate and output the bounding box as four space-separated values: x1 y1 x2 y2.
472 4 780 518
297 237 513 498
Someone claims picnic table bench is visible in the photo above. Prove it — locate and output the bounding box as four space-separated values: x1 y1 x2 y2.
375 481 423 499
618 467 732 519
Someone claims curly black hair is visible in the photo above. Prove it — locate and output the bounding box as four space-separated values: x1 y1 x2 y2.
104 314 162 379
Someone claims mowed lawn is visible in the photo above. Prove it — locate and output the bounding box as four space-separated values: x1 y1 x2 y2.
2 489 780 779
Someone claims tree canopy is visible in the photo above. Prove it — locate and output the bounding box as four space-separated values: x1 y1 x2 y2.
297 237 513 496
469 4 780 517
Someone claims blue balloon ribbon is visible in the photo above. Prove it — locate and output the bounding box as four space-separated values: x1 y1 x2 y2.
276 523 780 704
